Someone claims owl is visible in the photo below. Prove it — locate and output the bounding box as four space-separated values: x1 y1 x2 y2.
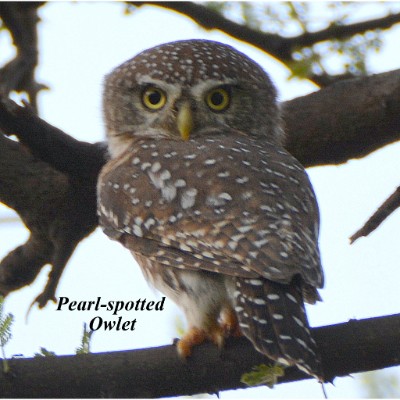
98 39 324 381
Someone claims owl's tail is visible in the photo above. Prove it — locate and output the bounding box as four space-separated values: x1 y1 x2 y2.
234 276 323 381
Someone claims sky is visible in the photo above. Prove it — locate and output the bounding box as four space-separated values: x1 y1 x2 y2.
0 2 400 398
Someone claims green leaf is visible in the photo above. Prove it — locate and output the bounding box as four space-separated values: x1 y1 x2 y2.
76 323 94 355
0 296 14 347
34 347 57 357
241 364 285 388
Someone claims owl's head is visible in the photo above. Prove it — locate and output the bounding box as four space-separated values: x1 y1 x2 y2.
103 39 282 158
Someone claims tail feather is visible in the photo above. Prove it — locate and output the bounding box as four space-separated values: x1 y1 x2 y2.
234 276 323 380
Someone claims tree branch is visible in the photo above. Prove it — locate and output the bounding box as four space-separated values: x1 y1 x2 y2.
0 98 107 307
0 314 399 398
291 12 400 49
0 2 47 112
282 68 400 167
130 2 400 86
350 186 400 243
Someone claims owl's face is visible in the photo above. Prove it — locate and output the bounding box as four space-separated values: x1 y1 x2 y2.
103 40 282 158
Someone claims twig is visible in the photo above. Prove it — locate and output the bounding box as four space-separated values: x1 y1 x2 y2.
350 186 400 243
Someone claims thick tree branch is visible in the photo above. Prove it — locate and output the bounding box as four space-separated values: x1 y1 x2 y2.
0 99 108 307
0 69 399 307
282 69 400 167
0 314 399 398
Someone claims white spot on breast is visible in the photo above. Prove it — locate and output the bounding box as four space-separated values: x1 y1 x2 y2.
132 225 143 237
254 238 268 248
249 251 259 259
260 205 273 212
174 179 186 188
236 176 249 184
132 157 140 165
204 159 216 165
141 162 152 170
238 225 252 233
151 161 162 173
253 298 267 305
230 234 245 245
219 192 232 201
160 170 171 180
241 191 253 200
144 218 156 230
134 216 143 226
181 188 198 209
228 241 238 251
267 294 280 300
273 313 283 320
162 185 177 201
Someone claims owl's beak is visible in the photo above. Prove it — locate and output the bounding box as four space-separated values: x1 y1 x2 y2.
177 102 193 141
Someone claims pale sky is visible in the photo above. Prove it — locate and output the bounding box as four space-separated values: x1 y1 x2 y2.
0 2 399 398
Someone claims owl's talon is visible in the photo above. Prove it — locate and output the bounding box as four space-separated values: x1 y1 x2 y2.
209 326 225 350
177 327 208 358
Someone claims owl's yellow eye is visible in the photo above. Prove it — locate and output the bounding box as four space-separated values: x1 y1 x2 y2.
206 87 230 112
142 87 167 110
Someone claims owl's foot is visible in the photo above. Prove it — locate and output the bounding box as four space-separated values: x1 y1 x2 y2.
177 308 242 357
177 327 208 358
177 325 226 358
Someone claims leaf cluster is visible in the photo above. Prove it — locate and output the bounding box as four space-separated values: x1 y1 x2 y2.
204 1 394 79
0 298 13 349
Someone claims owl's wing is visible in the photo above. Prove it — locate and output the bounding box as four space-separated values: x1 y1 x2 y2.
98 135 323 293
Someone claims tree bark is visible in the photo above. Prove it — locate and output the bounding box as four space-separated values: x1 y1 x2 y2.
0 314 399 398
283 69 400 167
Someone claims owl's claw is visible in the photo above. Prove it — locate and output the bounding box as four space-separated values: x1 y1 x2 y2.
177 307 243 357
177 327 208 358
177 326 226 357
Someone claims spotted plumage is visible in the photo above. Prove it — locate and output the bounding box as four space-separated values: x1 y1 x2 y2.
98 39 324 381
